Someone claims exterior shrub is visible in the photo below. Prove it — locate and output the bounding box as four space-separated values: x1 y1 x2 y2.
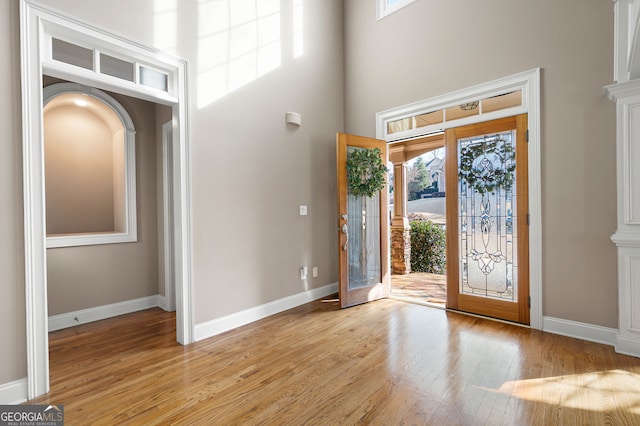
410 220 446 274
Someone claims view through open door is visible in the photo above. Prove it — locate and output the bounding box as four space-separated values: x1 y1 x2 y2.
336 133 390 308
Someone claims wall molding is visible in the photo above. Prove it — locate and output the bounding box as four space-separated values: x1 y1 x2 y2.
0 378 28 405
195 283 338 342
604 58 640 359
611 231 640 248
616 334 640 357
543 316 618 347
48 295 163 332
544 316 640 358
157 295 170 312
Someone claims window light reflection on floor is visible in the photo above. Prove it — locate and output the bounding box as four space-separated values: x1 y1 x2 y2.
481 369 640 414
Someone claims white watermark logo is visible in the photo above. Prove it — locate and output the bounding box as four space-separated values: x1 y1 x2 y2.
0 405 64 426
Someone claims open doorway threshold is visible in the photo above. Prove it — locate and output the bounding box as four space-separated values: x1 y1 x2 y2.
390 272 446 309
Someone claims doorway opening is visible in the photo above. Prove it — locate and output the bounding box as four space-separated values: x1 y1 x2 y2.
376 69 541 329
388 134 447 308
43 77 176 332
387 114 530 325
21 2 192 399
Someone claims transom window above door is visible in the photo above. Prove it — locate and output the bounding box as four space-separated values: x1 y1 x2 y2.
385 90 523 139
50 37 170 93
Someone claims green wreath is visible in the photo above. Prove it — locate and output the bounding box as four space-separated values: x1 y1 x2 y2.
458 136 515 195
346 148 387 197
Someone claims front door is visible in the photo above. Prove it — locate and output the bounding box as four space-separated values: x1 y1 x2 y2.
445 115 529 324
336 132 390 308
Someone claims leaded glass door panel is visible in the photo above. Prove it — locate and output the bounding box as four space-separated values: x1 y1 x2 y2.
336 133 390 308
445 115 529 324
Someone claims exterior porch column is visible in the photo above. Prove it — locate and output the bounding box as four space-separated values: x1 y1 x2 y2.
391 162 411 274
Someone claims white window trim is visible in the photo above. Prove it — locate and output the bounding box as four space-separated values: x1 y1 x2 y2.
377 0 418 20
38 9 178 105
377 71 534 141
20 0 194 400
42 19 178 103
376 68 542 330
43 82 138 249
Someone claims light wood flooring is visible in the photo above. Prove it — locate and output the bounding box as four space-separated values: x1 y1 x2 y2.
29 297 640 425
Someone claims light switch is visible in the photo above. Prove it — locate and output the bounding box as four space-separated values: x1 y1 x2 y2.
299 205 308 216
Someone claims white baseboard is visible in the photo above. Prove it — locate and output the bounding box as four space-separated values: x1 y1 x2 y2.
616 334 640 358
543 316 617 347
157 295 169 312
48 295 163 331
195 282 338 342
0 378 27 405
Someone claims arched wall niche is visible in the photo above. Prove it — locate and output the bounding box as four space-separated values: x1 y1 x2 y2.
43 82 137 248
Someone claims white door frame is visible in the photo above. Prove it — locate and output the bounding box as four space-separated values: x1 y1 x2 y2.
162 121 176 312
376 68 542 330
20 0 194 399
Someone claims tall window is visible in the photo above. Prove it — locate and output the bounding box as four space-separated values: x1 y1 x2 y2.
377 0 417 20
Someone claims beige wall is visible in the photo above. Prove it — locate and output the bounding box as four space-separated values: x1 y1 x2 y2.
44 105 117 234
46 90 162 316
2 0 345 386
187 0 344 322
0 0 26 385
344 0 618 327
2 0 618 391
31 0 346 324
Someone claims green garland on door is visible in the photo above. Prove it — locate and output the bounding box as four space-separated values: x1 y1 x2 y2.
346 148 387 197
458 136 515 195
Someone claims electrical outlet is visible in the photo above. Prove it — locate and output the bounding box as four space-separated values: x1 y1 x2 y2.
312 267 318 278
299 205 308 216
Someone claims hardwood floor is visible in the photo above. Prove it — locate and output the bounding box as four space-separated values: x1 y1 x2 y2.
29 297 640 425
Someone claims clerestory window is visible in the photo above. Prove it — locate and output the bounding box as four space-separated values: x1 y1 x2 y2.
377 0 417 20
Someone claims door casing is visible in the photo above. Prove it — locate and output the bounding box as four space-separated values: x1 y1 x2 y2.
375 69 542 329
20 0 193 399
162 121 176 312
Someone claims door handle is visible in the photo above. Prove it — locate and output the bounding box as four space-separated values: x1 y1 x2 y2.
341 223 349 251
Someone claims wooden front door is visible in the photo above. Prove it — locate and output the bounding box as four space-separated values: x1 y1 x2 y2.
445 115 530 324
336 132 390 308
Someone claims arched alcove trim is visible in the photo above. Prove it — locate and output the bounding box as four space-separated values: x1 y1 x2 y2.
43 82 137 248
